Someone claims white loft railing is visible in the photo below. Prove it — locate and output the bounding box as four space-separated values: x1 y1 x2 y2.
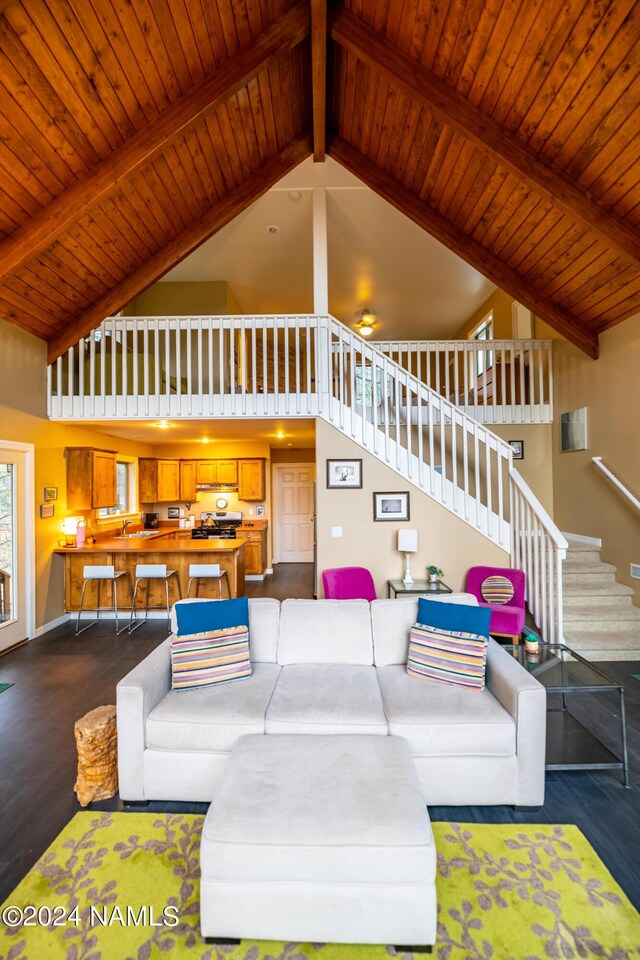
47 313 565 641
592 456 640 512
374 339 553 424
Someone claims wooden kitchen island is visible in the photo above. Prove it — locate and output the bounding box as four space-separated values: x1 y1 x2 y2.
54 531 246 612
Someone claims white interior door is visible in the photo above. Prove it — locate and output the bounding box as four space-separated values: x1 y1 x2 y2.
0 443 35 652
273 464 315 563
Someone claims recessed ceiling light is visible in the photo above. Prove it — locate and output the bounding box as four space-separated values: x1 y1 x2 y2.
288 190 301 201
275 430 286 439
200 438 211 444
155 421 172 429
267 224 279 234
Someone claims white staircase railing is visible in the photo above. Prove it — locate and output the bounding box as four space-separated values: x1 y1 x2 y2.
374 338 553 423
47 313 565 640
592 456 640 512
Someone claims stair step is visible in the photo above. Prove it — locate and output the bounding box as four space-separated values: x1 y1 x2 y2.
563 624 640 653
562 580 634 598
563 559 616 574
565 540 602 553
563 602 640 623
565 549 602 564
562 618 640 636
563 591 635 608
563 645 640 662
563 571 622 585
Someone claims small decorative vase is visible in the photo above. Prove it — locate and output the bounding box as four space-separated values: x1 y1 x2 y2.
429 573 437 583
523 630 540 654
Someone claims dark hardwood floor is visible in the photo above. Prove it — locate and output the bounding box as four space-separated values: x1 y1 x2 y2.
1 562 638 913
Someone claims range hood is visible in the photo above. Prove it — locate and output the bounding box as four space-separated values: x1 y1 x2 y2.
196 482 239 490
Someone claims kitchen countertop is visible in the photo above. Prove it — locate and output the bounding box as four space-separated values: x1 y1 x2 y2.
54 533 248 554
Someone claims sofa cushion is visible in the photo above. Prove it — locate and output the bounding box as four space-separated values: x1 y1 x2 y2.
146 662 281 753
171 625 251 691
174 596 249 636
376 664 515 757
201 734 434 884
266 664 388 735
170 598 280 662
417 597 491 638
406 622 488 691
277 599 373 665
371 594 479 665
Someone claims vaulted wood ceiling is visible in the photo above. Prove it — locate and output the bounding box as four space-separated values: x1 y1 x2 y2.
0 0 638 361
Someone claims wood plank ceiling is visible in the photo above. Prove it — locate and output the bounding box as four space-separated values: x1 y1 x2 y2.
0 0 638 361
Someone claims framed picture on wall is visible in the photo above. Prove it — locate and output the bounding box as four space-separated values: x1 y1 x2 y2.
40 503 55 519
508 440 524 460
561 407 588 452
44 487 58 501
326 459 362 489
373 491 410 521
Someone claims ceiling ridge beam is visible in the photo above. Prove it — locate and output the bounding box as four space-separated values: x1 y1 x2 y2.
329 137 599 358
47 135 312 362
331 7 640 274
0 2 310 284
311 0 327 161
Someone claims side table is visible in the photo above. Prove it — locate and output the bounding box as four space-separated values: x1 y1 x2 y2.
387 579 452 599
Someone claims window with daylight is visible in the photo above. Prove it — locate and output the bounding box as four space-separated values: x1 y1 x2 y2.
472 312 494 377
98 462 133 517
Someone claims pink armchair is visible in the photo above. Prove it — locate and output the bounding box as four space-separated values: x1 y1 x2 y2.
322 567 377 602
465 566 526 642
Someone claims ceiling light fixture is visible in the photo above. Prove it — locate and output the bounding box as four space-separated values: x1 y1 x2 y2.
155 420 172 429
267 224 279 234
355 308 376 338
275 430 286 440
288 190 301 201
200 437 211 444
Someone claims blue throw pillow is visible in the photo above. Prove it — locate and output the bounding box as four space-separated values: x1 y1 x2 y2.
175 597 249 637
417 598 492 639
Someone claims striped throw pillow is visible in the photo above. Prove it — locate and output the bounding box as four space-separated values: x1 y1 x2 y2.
481 575 514 605
407 622 488 691
171 625 251 691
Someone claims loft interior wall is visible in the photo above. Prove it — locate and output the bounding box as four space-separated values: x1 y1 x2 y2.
123 281 234 317
552 317 640 605
0 318 154 630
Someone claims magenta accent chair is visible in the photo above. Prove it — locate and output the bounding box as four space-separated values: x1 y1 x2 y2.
322 567 377 602
465 565 527 641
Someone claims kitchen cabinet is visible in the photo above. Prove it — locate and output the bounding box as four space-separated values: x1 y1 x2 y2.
66 448 117 510
196 460 238 486
238 523 267 575
139 458 180 502
238 459 266 501
180 460 197 501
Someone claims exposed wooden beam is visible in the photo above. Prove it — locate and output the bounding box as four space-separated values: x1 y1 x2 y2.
329 137 599 359
331 7 640 274
311 0 327 161
0 2 310 284
47 136 312 362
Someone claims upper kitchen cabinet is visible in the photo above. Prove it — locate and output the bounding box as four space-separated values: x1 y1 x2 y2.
196 460 238 486
179 460 198 501
66 448 117 510
238 459 266 501
139 458 180 503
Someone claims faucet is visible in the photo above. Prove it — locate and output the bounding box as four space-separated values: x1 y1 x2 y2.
122 519 134 536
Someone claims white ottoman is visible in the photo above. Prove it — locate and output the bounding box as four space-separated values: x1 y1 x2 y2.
200 734 437 950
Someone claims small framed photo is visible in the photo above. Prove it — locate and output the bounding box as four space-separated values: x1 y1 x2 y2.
327 458 363 489
44 487 58 501
40 503 55 519
508 440 524 460
167 507 180 519
373 491 410 521
256 505 265 517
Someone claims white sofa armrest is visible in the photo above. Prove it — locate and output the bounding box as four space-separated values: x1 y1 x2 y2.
486 640 547 807
116 638 171 800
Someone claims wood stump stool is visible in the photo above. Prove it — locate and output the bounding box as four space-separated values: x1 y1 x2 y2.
74 705 118 807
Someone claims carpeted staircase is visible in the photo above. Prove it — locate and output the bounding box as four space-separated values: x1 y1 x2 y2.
563 540 640 660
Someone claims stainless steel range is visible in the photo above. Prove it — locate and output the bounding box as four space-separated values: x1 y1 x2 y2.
191 511 243 540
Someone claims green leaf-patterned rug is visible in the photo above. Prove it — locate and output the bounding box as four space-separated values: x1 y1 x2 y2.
1 814 639 959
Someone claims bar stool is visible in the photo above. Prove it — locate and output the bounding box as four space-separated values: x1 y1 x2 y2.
76 565 133 636
187 563 230 599
129 564 182 634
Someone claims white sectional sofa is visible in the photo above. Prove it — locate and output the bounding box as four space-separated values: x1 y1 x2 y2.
117 597 547 807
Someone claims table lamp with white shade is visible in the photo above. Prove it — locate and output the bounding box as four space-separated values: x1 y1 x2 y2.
398 529 418 586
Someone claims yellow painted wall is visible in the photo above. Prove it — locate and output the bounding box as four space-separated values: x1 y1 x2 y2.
454 288 514 340
315 418 508 598
492 424 554 515
552 319 640 603
123 281 241 317
0 319 154 629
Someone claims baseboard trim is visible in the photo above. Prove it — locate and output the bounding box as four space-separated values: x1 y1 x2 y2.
562 532 602 548
265 568 273 576
0 637 29 657
245 574 265 582
34 613 71 637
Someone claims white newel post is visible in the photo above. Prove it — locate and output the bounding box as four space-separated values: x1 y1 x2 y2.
313 187 330 411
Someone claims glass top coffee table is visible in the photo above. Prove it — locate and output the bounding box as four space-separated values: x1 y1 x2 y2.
505 643 629 787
